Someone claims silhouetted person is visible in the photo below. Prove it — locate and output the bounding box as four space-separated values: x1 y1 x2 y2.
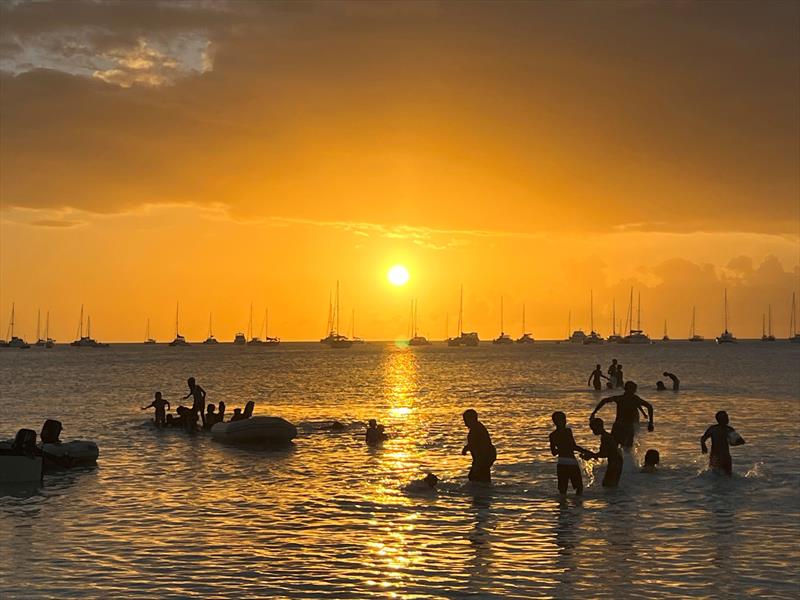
549 411 590 495
376 424 388 441
588 364 608 391
701 410 745 476
365 419 379 444
184 377 207 428
404 473 439 492
217 401 226 423
656 381 667 391
204 404 217 430
590 381 654 450
641 449 660 473
584 418 623 487
616 365 623 387
663 372 680 391
607 359 619 388
461 409 496 483
230 408 244 422
142 392 170 427
243 400 255 419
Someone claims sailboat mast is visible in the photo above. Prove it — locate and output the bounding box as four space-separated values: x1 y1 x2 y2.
79 304 84 339
336 281 340 336
10 302 15 338
626 288 633 333
568 309 571 338
175 302 179 337
612 299 616 335
768 305 772 336
37 309 41 340
691 306 696 337
458 285 464 334
208 313 212 337
637 291 641 330
46 311 50 339
500 296 504 333
590 291 594 333
265 309 269 337
522 303 526 334
724 289 729 332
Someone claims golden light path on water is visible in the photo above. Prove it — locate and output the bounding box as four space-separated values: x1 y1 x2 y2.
1 342 799 598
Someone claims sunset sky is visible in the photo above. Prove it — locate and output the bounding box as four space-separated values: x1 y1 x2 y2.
1 0 798 341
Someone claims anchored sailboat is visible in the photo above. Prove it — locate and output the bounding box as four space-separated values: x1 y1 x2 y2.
44 311 55 348
493 296 513 344
4 303 30 348
583 291 604 344
34 309 46 346
247 303 266 346
144 317 156 344
408 299 430 346
761 305 775 342
516 303 534 344
567 309 586 343
689 306 704 342
323 281 352 348
203 313 218 344
622 289 651 344
607 299 623 343
662 320 670 342
169 302 189 346
715 289 737 344
71 305 109 347
447 285 479 346
264 308 280 346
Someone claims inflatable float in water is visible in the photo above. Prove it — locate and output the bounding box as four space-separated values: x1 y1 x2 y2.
211 416 297 445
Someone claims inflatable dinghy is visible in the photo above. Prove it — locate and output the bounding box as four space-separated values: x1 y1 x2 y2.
0 429 43 483
42 440 100 469
211 416 297 444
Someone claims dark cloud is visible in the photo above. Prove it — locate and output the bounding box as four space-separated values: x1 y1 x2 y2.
28 219 83 228
1 0 798 234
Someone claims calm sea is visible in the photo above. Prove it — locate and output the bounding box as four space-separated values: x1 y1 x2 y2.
1 342 799 598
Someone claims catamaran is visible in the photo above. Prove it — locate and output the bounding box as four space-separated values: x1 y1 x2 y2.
247 303 266 346
251 308 280 346
790 293 800 343
169 302 189 346
761 305 776 342
689 306 704 342
203 313 218 344
44 311 55 348
4 303 30 349
493 296 513 344
447 285 479 346
607 299 623 343
622 289 651 344
144 317 156 344
70 306 109 347
323 281 352 348
715 289 737 344
516 303 534 344
34 309 46 346
583 291 604 344
408 299 431 346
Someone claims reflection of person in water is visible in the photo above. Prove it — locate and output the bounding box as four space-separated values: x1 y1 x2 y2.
549 411 590 495
701 410 745 476
583 418 623 487
588 364 609 391
590 381 654 450
461 409 496 483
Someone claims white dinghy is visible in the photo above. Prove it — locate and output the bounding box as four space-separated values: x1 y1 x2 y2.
211 416 297 445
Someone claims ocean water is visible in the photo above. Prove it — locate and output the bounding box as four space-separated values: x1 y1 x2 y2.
1 341 798 599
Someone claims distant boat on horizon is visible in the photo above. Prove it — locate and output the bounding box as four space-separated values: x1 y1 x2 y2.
169 302 189 346
448 285 479 346
408 299 430 346
761 305 775 342
4 302 30 349
492 296 513 345
203 313 218 344
715 289 737 344
622 289 651 344
567 309 586 343
607 299 623 343
349 309 364 344
144 317 156 344
44 311 55 348
583 291 604 345
515 303 534 344
662 320 670 342
689 306 704 342
71 305 109 347
323 281 352 348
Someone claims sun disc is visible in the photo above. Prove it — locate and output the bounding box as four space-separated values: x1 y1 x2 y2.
388 265 409 286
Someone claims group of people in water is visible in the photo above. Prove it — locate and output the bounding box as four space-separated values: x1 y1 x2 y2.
588 359 679 392
142 377 255 431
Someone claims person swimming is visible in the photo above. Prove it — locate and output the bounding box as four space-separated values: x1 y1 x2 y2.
549 411 590 495
141 392 170 428
641 449 660 473
404 473 439 492
701 410 745 476
461 409 496 483
590 381 654 451
588 364 609 391
656 381 667 391
583 418 623 487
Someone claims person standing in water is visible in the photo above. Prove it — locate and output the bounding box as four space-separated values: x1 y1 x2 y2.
588 364 609 391
607 359 619 388
141 391 170 427
184 377 207 428
589 381 654 450
583 418 623 487
549 411 590 495
701 411 745 476
663 372 680 391
461 409 496 483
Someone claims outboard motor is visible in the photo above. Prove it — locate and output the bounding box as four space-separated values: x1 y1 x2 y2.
11 429 38 456
41 419 63 444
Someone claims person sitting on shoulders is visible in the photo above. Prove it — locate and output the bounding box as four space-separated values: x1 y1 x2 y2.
142 392 170 428
641 449 660 473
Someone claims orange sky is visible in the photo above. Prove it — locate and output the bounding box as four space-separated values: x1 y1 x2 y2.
1 1 798 341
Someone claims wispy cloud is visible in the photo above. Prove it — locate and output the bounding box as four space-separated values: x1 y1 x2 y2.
29 218 83 228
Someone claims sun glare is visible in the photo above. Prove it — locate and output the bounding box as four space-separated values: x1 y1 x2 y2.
387 265 410 286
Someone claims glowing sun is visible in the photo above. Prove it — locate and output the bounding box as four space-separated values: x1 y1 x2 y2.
387 265 410 286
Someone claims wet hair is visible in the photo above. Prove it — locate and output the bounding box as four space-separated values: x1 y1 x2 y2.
155 391 162 399
368 419 377 427
207 404 215 413
590 417 604 432
463 409 478 421
656 381 666 390
612 359 617 364
596 364 601 369
624 381 637 393
715 410 729 425
551 411 567 427
644 449 660 465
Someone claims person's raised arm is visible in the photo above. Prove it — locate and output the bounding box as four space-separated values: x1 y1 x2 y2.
700 427 712 453
590 397 610 419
